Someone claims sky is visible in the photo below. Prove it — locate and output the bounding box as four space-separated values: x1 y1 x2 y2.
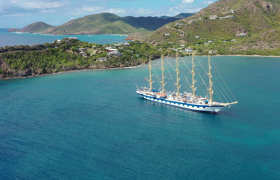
0 0 217 28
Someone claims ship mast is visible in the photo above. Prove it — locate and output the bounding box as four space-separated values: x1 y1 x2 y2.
161 54 166 94
208 55 214 105
148 56 153 91
191 53 197 97
176 52 181 97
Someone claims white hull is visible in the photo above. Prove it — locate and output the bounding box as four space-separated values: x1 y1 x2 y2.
137 91 225 113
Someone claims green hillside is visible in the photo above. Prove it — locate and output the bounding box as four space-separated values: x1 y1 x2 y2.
149 0 280 55
21 22 54 33
45 13 144 34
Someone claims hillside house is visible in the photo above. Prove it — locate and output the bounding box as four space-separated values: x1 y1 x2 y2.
179 31 185 37
219 15 234 19
97 57 107 62
236 32 247 37
175 23 184 28
209 15 218 20
164 33 170 37
79 48 87 57
184 48 193 53
105 47 121 56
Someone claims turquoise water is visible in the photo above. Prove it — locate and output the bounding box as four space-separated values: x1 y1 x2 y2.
0 56 280 179
0 29 126 47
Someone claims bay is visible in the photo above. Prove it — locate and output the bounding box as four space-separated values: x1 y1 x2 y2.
0 56 279 179
0 28 127 47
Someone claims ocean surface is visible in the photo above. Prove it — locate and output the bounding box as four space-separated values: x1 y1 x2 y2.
0 28 127 47
0 56 279 180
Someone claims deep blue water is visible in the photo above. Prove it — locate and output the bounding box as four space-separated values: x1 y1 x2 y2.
0 55 280 180
0 28 126 47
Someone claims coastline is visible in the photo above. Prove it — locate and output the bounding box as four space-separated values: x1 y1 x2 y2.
2 54 280 81
215 54 280 58
9 30 129 37
0 64 142 81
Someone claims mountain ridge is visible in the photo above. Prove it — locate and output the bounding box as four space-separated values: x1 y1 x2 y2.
10 13 193 35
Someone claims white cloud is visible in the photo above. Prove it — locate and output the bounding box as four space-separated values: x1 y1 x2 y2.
10 0 64 9
182 0 194 4
104 8 126 15
1 13 26 17
204 0 214 5
80 6 103 12
168 5 200 16
134 8 154 16
73 6 126 17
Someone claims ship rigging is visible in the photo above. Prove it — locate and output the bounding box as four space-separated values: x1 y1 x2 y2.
136 52 238 113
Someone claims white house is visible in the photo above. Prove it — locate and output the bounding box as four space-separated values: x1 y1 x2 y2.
105 47 121 56
219 15 234 19
164 33 170 37
185 48 193 53
236 32 247 37
97 57 107 62
209 15 218 20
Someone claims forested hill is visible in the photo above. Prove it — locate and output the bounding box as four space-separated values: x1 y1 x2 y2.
0 39 163 79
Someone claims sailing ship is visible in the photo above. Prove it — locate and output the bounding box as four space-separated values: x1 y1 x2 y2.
136 53 238 113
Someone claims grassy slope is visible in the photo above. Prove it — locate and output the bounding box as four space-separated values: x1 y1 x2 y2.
22 22 54 33
44 13 150 34
148 0 280 55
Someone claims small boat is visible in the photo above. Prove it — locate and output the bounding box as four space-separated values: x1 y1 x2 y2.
136 53 238 113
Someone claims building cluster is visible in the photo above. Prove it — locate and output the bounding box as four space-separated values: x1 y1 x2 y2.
75 42 132 61
186 9 235 25
169 44 193 54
